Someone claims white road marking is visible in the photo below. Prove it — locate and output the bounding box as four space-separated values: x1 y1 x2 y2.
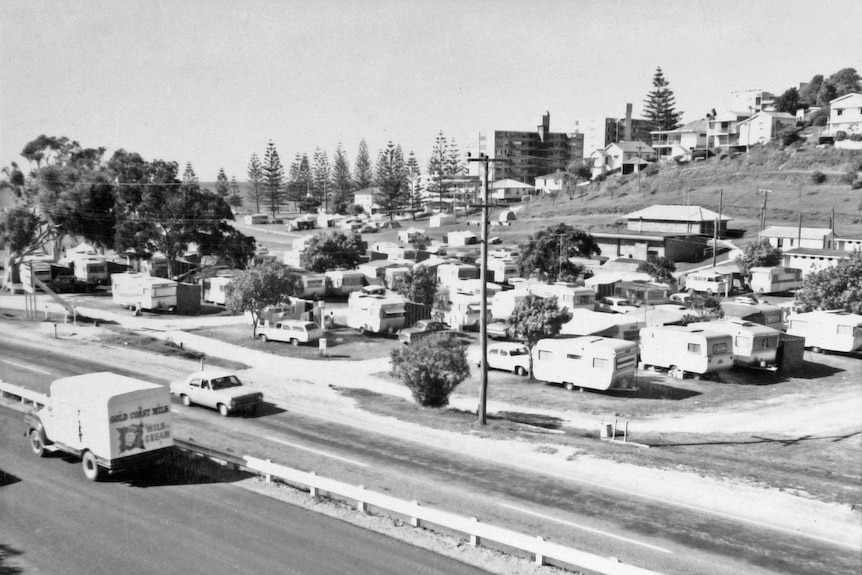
265 436 370 468
0 359 51 375
500 502 673 554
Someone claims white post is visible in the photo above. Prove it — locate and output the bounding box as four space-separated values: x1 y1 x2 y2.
411 501 421 527
470 517 481 547
535 536 546 566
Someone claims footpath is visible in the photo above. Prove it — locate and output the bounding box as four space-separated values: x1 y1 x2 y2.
1 292 860 550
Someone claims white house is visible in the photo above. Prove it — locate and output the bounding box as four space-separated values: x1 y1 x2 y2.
706 111 751 150
534 171 564 196
650 119 708 160
825 93 862 142
737 111 796 148
590 141 656 178
354 187 382 213
490 179 533 203
759 226 834 250
782 248 850 278
624 204 732 236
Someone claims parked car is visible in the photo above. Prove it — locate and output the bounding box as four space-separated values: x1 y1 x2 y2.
596 296 639 314
486 321 510 340
470 342 530 375
668 292 692 306
397 320 450 345
258 319 323 346
170 370 264 416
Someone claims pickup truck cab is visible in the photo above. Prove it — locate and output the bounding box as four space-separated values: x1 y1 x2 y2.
397 320 450 345
170 370 263 416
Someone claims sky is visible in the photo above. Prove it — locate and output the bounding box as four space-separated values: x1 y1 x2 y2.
1 0 860 182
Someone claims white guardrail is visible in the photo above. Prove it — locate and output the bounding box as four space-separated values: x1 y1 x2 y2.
0 380 663 575
245 456 665 575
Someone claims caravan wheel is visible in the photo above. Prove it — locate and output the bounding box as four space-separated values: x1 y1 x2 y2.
565 382 575 391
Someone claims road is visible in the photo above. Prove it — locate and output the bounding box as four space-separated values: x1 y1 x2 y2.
2 334 860 575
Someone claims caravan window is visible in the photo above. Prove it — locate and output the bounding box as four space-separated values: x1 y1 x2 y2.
538 350 554 360
592 357 609 369
789 320 806 330
764 312 781 325
735 336 752 349
713 342 729 354
687 343 702 354
837 324 855 336
566 353 582 360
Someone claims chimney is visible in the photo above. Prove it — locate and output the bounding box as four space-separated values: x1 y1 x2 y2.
624 103 633 141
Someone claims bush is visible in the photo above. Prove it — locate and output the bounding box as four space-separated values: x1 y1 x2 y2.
835 131 847 141
390 335 470 408
811 170 827 184
851 133 862 142
643 163 660 177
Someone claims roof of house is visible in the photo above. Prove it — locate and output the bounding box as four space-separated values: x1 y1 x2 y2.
354 186 381 196
783 248 850 258
650 119 709 135
760 226 833 240
625 204 732 222
491 178 533 189
535 172 564 182
738 111 796 125
608 141 655 154
829 92 862 108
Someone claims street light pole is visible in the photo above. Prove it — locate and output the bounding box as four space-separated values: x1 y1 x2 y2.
467 152 507 426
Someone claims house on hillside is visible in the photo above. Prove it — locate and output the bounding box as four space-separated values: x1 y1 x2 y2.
490 179 533 203
650 119 708 160
706 111 751 150
782 248 850 278
821 93 862 145
624 205 731 237
590 141 656 179
737 111 796 149
534 171 564 196
759 226 834 250
590 230 712 263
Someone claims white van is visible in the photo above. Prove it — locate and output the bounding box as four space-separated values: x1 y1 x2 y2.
258 319 323 345
786 310 862 353
639 325 734 379
346 294 407 334
684 271 728 296
689 319 780 369
532 336 639 391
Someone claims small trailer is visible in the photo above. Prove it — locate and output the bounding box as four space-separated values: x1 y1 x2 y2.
749 266 803 294
688 319 781 369
639 325 734 379
325 269 366 297
786 310 862 353
532 336 639 391
346 294 407 334
112 273 178 312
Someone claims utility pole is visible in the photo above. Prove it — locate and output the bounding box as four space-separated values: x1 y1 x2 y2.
712 188 723 268
467 152 507 426
756 188 772 233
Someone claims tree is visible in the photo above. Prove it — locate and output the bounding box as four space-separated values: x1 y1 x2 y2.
517 223 600 283
426 131 448 210
774 87 801 114
0 206 51 274
637 256 677 284
261 141 285 219
404 151 423 213
225 262 300 338
331 143 352 212
446 138 464 177
392 265 437 306
681 294 724 324
302 231 364 272
798 74 823 106
312 148 331 211
246 153 264 213
215 168 230 197
228 176 243 208
375 141 406 218
0 162 27 200
795 250 862 314
826 67 861 99
506 294 572 377
353 139 373 190
390 334 470 408
734 239 782 280
642 67 683 131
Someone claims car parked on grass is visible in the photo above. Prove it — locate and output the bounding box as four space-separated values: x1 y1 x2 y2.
258 319 323 346
170 370 263 417
397 320 450 345
470 342 530 375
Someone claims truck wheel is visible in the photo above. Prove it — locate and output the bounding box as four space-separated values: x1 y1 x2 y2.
290 338 300 346
181 394 192 407
30 429 47 457
515 366 527 376
259 334 269 342
82 450 100 481
218 404 230 417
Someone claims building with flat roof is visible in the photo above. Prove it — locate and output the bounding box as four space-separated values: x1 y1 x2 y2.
477 112 583 185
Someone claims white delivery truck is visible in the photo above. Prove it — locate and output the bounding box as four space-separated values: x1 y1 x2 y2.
346 294 407 334
786 310 862 353
24 372 174 481
689 319 781 369
639 325 734 379
112 273 178 312
532 336 639 391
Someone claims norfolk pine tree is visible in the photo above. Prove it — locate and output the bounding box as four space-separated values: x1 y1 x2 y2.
331 143 352 212
643 67 683 131
353 139 373 190
262 141 285 219
215 168 230 197
247 153 264 213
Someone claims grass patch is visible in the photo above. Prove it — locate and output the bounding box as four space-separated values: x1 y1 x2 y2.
97 327 249 371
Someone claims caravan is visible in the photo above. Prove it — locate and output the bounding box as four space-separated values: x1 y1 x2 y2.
325 270 365 297
689 320 781 369
786 310 862 353
639 325 734 378
529 283 596 312
749 266 803 294
532 336 639 391
112 273 178 312
346 294 407 334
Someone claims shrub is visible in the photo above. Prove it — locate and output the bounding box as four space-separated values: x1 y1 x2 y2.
643 163 660 177
390 335 470 408
851 133 862 142
811 170 827 184
835 131 847 141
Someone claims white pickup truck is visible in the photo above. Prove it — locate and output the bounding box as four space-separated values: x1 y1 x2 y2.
170 370 263 417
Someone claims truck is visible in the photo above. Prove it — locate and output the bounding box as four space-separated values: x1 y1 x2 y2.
786 310 862 353
688 319 781 369
639 325 734 379
24 372 174 481
111 273 178 312
531 336 639 391
347 294 408 334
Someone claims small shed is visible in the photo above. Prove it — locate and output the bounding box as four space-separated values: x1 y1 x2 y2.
447 230 478 247
429 214 456 228
498 209 517 223
243 213 269 225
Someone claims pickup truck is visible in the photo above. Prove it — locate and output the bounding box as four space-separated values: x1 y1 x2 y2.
170 370 263 417
397 320 450 345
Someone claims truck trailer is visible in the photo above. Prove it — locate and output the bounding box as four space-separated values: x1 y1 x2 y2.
24 372 174 481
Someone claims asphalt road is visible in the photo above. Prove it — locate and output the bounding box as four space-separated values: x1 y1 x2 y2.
1 335 859 575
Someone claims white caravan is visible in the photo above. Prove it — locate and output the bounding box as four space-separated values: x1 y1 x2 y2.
639 325 734 379
786 310 862 353
532 336 639 391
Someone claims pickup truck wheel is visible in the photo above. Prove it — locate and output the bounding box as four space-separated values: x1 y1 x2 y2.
181 394 192 407
82 451 100 481
259 334 269 343
290 338 300 346
218 403 230 417
30 429 47 457
515 366 527 376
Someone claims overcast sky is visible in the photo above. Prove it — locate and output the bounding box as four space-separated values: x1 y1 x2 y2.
1 0 859 181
